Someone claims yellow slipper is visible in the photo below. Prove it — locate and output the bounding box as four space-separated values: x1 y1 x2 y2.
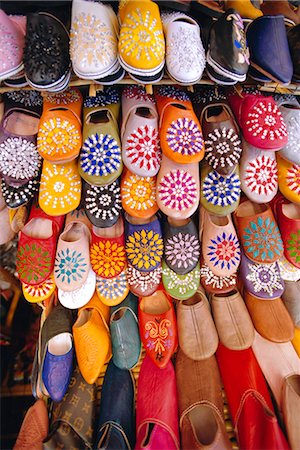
22 274 56 303
277 153 300 204
225 0 262 20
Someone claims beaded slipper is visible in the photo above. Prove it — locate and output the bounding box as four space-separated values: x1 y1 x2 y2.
200 258 237 294
96 270 129 307
90 217 126 279
157 154 200 219
39 160 81 216
22 274 56 303
200 163 241 216
125 214 163 272
121 168 158 219
277 96 300 165
37 88 83 163
0 11 26 81
278 255 300 282
58 267 96 309
121 86 161 177
155 85 204 164
127 263 162 297
162 260 200 300
1 176 39 209
277 153 300 204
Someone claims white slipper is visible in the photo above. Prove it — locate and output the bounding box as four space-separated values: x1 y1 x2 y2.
58 267 96 309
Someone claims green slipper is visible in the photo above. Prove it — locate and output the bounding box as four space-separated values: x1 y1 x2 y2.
162 259 200 300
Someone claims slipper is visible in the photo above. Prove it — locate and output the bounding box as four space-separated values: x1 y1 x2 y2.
38 159 82 216
121 85 161 177
125 214 163 272
73 292 111 384
138 288 178 368
90 217 126 279
82 179 122 228
277 96 300 165
157 154 200 219
70 0 120 80
277 153 300 204
8 204 28 233
110 293 141 370
118 0 165 79
58 267 96 309
54 212 91 292
201 208 240 277
162 11 205 85
96 270 129 307
16 203 65 285
228 89 288 150
278 255 300 282
0 10 26 80
1 176 39 209
37 87 83 163
0 206 15 245
275 197 300 268
127 263 162 297
282 280 300 328
233 199 283 264
200 258 237 294
22 274 56 304
155 86 204 164
162 260 200 300
240 139 278 203
121 168 158 219
164 217 200 275
13 399 48 450
78 93 122 186
200 163 241 216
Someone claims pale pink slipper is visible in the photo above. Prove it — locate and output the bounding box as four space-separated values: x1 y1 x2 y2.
0 10 26 80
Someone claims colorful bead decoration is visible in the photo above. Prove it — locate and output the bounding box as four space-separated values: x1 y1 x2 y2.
287 228 300 265
17 243 52 284
122 174 157 212
54 248 88 285
244 154 278 196
245 101 288 141
125 125 161 173
6 90 43 107
38 118 81 159
85 181 122 222
243 216 283 261
165 233 200 271
207 232 240 271
162 264 200 297
127 264 162 293
45 88 81 105
200 262 237 290
156 86 190 102
166 118 203 157
246 261 283 296
205 128 242 171
287 163 300 195
123 85 155 102
22 275 56 302
90 240 126 278
0 137 41 182
126 229 164 271
96 272 128 302
158 169 198 211
84 87 119 108
80 133 121 177
203 170 241 207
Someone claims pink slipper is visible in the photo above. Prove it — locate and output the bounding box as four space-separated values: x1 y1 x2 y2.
0 11 26 80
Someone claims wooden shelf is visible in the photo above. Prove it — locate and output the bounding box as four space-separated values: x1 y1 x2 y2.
0 382 32 398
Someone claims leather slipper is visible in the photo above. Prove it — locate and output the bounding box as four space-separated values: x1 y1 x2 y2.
0 206 15 245
127 263 162 297
0 10 26 80
200 257 237 294
1 176 39 209
277 95 300 165
58 267 96 309
162 259 200 300
14 399 48 450
278 255 300 282
96 270 129 307
22 274 56 304
277 153 300 204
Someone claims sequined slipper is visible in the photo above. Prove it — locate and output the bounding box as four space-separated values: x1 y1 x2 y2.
96 270 129 306
277 153 300 205
1 176 39 209
127 263 162 297
0 11 26 81
162 260 200 300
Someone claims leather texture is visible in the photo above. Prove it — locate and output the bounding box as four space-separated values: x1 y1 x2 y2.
42 345 74 402
14 399 49 450
282 374 300 450
282 280 300 327
275 198 300 268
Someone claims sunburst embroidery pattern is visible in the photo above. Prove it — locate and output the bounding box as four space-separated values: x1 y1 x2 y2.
38 118 81 158
245 101 287 141
205 127 242 171
0 137 41 181
158 169 198 211
22 275 56 300
80 133 121 177
125 125 161 173
126 229 163 271
200 262 237 290
207 232 240 271
286 163 300 195
203 170 240 207
122 174 157 212
244 155 278 196
90 240 126 278
166 118 203 156
127 264 162 293
165 233 200 270
85 181 122 222
162 265 200 296
246 262 283 296
96 272 128 301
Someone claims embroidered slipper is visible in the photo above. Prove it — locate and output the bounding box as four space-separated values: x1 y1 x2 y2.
199 102 242 176
138 288 178 368
82 179 122 228
227 89 288 150
39 160 81 216
0 206 15 245
78 93 122 186
96 270 129 306
157 154 200 219
121 168 158 219
127 263 162 297
22 274 56 303
278 255 300 282
121 86 161 177
70 0 120 80
1 176 39 209
90 217 127 279
277 153 300 204
0 10 26 81
118 0 165 79
161 11 205 85
162 260 200 300
200 163 241 216
16 203 65 285
240 139 278 203
0 91 42 186
275 197 300 268
37 88 83 163
155 86 204 164
164 217 200 275
200 258 237 294
277 96 300 165
233 199 283 264
58 267 96 309
54 214 91 292
201 209 240 277
73 292 111 384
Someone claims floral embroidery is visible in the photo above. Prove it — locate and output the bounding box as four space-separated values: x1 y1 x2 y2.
156 86 190 102
125 125 161 173
126 230 163 270
38 118 81 158
80 133 121 177
200 263 237 290
244 155 278 195
90 240 126 278
203 170 240 207
144 318 172 362
17 243 52 283
96 272 128 301
158 169 198 211
84 87 119 108
245 101 287 142
165 233 200 270
122 174 157 212
45 88 81 104
287 228 300 264
123 85 155 102
205 128 242 171
246 262 283 296
243 216 283 261
85 181 122 222
127 264 162 293
163 265 200 296
207 232 240 270
0 138 41 181
23 275 56 300
6 90 43 107
286 163 300 195
166 118 203 156
55 249 87 284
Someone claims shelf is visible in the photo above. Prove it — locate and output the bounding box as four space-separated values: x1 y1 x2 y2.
0 382 32 398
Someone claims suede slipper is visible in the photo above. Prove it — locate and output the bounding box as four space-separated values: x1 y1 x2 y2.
96 270 129 307
121 85 161 177
16 203 65 285
278 255 300 282
127 263 162 297
277 153 300 205
58 267 96 309
164 217 200 275
121 168 158 219
1 176 39 209
162 260 200 300
125 214 163 273
0 11 26 80
22 274 56 304
157 154 200 219
200 258 237 294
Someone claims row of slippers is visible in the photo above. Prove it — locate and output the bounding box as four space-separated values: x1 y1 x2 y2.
1 0 300 89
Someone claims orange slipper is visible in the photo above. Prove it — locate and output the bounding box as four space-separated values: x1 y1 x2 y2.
154 85 204 164
22 274 56 303
277 153 300 204
121 167 158 219
37 88 83 163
